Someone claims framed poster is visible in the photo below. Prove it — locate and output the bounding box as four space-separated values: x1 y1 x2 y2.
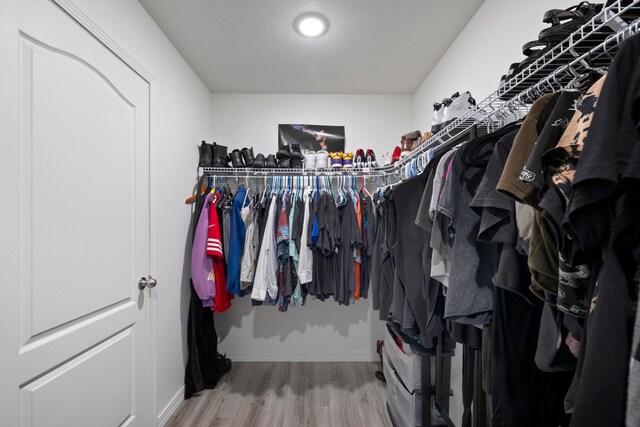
278 124 346 152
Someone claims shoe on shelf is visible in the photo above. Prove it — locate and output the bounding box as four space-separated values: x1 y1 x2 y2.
252 153 266 168
276 145 291 160
316 151 330 169
343 152 354 169
265 154 278 168
391 146 401 164
276 146 290 168
198 141 213 167
354 149 365 169
431 103 445 133
400 141 412 158
382 152 392 167
443 91 476 127
303 150 317 170
212 143 230 167
330 152 344 169
400 130 421 158
538 2 603 45
366 149 378 168
279 158 291 168
241 147 255 167
290 144 304 168
229 149 245 168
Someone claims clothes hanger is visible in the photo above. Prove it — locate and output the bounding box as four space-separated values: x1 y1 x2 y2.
185 179 207 204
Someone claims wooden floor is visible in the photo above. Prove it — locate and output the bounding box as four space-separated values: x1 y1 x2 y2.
166 362 392 427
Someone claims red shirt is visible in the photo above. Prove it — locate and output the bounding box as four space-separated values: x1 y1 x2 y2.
208 193 232 313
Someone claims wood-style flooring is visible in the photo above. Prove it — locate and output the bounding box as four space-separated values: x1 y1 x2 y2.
166 361 392 427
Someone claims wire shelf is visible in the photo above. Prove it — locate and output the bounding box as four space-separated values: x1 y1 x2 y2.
200 0 640 179
391 1 640 172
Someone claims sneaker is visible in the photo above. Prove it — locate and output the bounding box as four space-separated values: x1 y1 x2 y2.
265 154 278 168
366 149 378 168
276 145 290 160
252 153 266 169
431 103 445 133
391 146 401 164
400 131 420 158
303 150 317 170
330 152 344 169
343 152 354 169
290 144 304 168
382 152 392 167
354 149 365 169
316 151 330 169
443 91 476 127
279 157 291 168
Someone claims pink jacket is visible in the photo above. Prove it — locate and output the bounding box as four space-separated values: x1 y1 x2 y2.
191 193 215 307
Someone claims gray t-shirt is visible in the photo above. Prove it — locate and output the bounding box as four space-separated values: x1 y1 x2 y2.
429 151 457 289
439 148 494 325
415 149 456 230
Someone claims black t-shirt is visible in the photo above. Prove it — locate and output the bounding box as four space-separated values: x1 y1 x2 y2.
565 34 640 253
336 196 362 305
521 90 581 199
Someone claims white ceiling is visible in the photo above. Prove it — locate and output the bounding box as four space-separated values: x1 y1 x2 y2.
138 0 485 95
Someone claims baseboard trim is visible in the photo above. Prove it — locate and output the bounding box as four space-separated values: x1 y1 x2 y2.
223 351 378 362
157 386 184 427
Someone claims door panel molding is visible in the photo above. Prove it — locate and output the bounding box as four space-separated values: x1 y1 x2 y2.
19 33 136 107
49 0 153 84
20 328 135 427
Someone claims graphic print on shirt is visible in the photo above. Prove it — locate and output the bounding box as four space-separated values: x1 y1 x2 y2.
557 254 591 318
545 77 606 205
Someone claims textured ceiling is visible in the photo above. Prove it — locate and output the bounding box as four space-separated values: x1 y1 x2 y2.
138 0 485 94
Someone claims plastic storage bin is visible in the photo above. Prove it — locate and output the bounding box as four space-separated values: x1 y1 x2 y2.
384 325 422 391
384 348 423 427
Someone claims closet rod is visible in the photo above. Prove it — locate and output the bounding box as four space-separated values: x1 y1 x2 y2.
200 166 394 178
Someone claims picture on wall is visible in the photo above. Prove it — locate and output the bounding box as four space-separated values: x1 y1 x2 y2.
278 124 346 152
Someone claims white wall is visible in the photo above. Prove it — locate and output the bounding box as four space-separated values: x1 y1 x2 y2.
210 93 413 361
66 0 212 419
411 0 578 423
413 0 577 131
212 94 414 162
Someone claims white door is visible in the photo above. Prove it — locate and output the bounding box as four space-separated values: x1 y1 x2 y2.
0 0 152 426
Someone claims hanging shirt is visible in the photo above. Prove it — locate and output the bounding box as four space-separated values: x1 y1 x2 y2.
251 195 278 302
191 193 215 307
207 193 232 313
222 205 232 266
297 191 314 285
226 186 250 296
240 209 258 289
276 194 291 311
354 197 363 300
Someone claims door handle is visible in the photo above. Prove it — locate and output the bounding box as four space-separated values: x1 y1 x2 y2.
147 275 157 288
137 276 158 290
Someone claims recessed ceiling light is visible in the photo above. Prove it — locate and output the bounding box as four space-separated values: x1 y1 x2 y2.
294 13 329 37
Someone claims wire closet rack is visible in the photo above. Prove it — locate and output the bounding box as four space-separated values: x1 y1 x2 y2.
201 0 640 182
